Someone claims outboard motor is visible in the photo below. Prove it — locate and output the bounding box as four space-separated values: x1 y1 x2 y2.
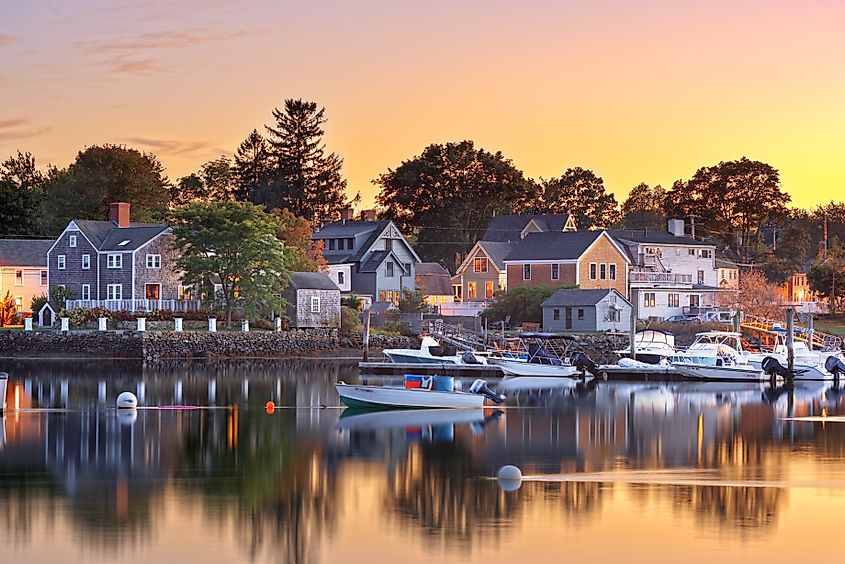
825 356 845 378
571 352 603 378
761 356 795 382
470 379 505 404
462 351 482 365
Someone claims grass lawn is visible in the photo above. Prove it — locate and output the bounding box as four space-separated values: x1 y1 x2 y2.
813 315 845 336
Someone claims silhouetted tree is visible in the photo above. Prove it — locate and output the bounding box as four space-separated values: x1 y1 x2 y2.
540 167 619 229
233 129 272 201
0 151 46 235
619 182 666 230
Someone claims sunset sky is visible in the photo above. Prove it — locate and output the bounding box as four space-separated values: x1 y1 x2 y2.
2 0 844 209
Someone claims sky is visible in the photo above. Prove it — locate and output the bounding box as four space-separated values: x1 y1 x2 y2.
1 0 844 210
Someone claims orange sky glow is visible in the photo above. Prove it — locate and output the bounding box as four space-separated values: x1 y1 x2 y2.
2 0 844 210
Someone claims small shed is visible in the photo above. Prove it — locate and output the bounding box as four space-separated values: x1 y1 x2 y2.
283 272 341 328
542 288 631 332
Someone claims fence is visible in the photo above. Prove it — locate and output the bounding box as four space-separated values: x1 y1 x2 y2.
65 299 206 312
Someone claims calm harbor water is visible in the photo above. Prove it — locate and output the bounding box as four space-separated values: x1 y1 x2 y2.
2 359 845 564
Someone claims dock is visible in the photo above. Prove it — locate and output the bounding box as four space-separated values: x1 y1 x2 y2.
358 361 503 378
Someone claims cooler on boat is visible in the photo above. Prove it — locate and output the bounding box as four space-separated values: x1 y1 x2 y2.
404 375 433 390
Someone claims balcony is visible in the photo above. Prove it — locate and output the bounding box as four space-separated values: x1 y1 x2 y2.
65 299 205 312
629 270 693 285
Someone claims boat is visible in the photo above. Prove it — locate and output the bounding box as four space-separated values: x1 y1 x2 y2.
383 336 487 365
487 333 581 377
669 331 750 367
335 407 496 431
742 330 845 376
615 330 677 364
335 377 504 409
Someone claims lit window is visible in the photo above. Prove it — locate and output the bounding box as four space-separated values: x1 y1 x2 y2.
474 257 488 273
82 254 90 269
146 254 161 269
178 286 192 300
311 296 321 313
57 255 66 270
485 281 494 299
69 235 77 248
669 293 680 308
378 290 386 302
107 254 122 269
644 292 656 308
468 282 477 300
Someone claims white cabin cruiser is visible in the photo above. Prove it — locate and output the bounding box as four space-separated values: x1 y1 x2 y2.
670 331 757 381
487 333 581 378
615 330 677 365
383 336 487 365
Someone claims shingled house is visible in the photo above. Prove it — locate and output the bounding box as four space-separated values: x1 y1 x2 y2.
283 272 341 328
41 203 189 323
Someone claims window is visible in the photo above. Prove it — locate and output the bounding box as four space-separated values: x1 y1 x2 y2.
403 263 411 275
485 280 494 299
82 254 90 269
378 290 386 302
178 285 192 300
118 239 131 246
15 270 22 286
523 264 531 280
347 238 354 249
57 255 66 270
13 296 22 308
337 271 345 285
551 263 559 280
468 282 477 300
81 284 90 300
384 238 393 251
328 239 335 250
644 246 660 256
146 254 161 269
386 261 394 277
668 293 680 308
689 295 700 307
338 238 345 251
609 264 617 280
107 284 122 300
40 270 47 286
577 308 585 320
600 263 607 280
386 290 393 303
145 284 160 300
310 296 321 313
107 254 122 269
69 235 77 248
644 292 656 308
688 248 695 256
698 249 712 258
589 263 597 280
553 308 560 321
697 270 705 285
474 257 488 273
609 309 620 322
453 284 462 302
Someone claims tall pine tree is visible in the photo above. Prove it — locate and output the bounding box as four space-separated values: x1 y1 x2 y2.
233 129 271 201
264 99 347 224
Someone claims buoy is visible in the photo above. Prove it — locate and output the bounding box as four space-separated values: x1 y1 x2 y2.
497 465 523 492
265 400 275 414
116 391 138 409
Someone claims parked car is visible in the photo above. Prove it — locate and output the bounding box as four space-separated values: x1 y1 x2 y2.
664 314 698 323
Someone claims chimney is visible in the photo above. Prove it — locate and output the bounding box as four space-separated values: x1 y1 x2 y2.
667 219 685 237
109 202 130 228
340 207 353 224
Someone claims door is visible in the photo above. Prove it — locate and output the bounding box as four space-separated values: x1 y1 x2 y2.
565 307 573 330
145 283 161 300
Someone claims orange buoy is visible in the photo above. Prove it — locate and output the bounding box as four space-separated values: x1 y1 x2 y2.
265 401 275 414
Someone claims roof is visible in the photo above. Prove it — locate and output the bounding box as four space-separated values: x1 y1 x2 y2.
415 263 453 296
483 214 573 242
368 301 397 314
542 288 629 308
504 231 604 261
73 220 169 251
478 241 514 270
313 220 391 263
0 239 52 267
287 272 339 291
715 256 738 269
608 229 713 246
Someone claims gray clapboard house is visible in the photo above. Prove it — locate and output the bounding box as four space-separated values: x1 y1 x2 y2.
312 217 421 308
40 203 189 324
542 288 632 332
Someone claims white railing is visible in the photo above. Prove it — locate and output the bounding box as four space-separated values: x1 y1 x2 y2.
439 302 488 317
65 299 205 312
630 271 693 285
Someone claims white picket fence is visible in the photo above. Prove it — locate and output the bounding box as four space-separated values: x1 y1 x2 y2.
65 299 205 312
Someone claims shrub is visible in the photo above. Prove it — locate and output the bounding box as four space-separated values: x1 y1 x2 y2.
482 285 566 326
380 320 414 337
31 293 48 316
49 285 76 309
340 306 361 337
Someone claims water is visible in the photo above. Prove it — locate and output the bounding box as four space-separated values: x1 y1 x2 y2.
2 359 845 564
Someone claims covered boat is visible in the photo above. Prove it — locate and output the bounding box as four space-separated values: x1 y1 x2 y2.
383 336 487 365
488 333 580 377
336 376 504 409
615 330 677 365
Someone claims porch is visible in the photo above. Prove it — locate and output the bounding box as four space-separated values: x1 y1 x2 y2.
65 299 205 312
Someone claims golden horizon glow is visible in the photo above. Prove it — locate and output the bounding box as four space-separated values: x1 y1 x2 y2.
2 1 844 210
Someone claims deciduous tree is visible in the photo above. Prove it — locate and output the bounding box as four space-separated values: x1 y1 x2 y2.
539 167 619 229
272 208 327 272
619 182 666 230
171 156 235 205
0 151 46 236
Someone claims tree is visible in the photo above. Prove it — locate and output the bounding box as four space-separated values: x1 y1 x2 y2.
539 168 619 229
272 208 327 272
170 201 289 326
720 269 781 319
264 99 347 223
0 290 18 326
398 289 427 313
619 183 666 230
375 140 536 270
664 158 789 258
49 285 76 310
764 226 811 284
42 145 170 233
171 156 235 205
808 237 845 313
234 129 272 201
0 151 46 236
481 285 563 326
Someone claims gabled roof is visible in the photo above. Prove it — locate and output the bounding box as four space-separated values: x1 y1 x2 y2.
504 231 604 262
483 214 574 242
608 229 712 246
415 263 453 296
542 288 630 308
0 239 52 267
287 271 339 291
359 250 409 274
313 220 391 263
72 220 169 251
479 241 514 270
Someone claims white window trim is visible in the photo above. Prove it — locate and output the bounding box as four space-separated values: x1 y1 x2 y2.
81 284 91 300
609 263 617 280
58 255 66 270
40 270 47 286
146 254 161 269
107 284 122 300
82 254 91 270
107 254 122 269
14 270 23 286
589 262 597 280
310 296 321 313
69 235 77 248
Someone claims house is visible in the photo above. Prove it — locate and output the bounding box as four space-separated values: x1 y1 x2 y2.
542 288 632 332
452 241 511 303
282 272 341 328
414 263 454 307
0 239 52 314
482 214 577 242
503 230 630 296
41 202 187 323
716 254 740 289
311 216 421 308
609 219 722 320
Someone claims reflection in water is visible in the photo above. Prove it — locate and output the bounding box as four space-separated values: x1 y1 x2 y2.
2 362 845 563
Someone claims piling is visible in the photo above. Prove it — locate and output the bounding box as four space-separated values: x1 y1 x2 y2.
629 290 637 360
807 311 814 352
363 310 371 361
786 307 795 372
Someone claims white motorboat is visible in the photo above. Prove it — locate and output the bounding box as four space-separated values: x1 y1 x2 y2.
487 333 582 378
673 362 763 382
494 361 580 378
669 331 750 368
335 379 503 409
615 330 677 365
383 336 487 365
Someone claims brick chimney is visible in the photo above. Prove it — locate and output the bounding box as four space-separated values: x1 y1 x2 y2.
340 207 353 223
109 202 130 228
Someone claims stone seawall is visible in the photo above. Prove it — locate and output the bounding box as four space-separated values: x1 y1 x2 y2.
0 330 418 360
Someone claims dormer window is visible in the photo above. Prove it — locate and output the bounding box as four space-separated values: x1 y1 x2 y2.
118 240 131 247
69 235 77 248
347 238 354 249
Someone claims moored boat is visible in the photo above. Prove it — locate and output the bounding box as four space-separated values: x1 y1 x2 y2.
335 377 504 409
383 336 487 365
615 330 677 365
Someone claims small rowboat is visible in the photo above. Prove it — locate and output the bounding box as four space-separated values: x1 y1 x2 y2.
335 380 503 409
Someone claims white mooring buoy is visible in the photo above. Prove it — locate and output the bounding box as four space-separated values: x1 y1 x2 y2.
497 465 523 492
116 391 138 409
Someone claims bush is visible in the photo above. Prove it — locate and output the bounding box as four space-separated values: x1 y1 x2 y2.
380 320 414 337
31 293 48 316
340 306 361 337
49 285 76 309
482 285 566 326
